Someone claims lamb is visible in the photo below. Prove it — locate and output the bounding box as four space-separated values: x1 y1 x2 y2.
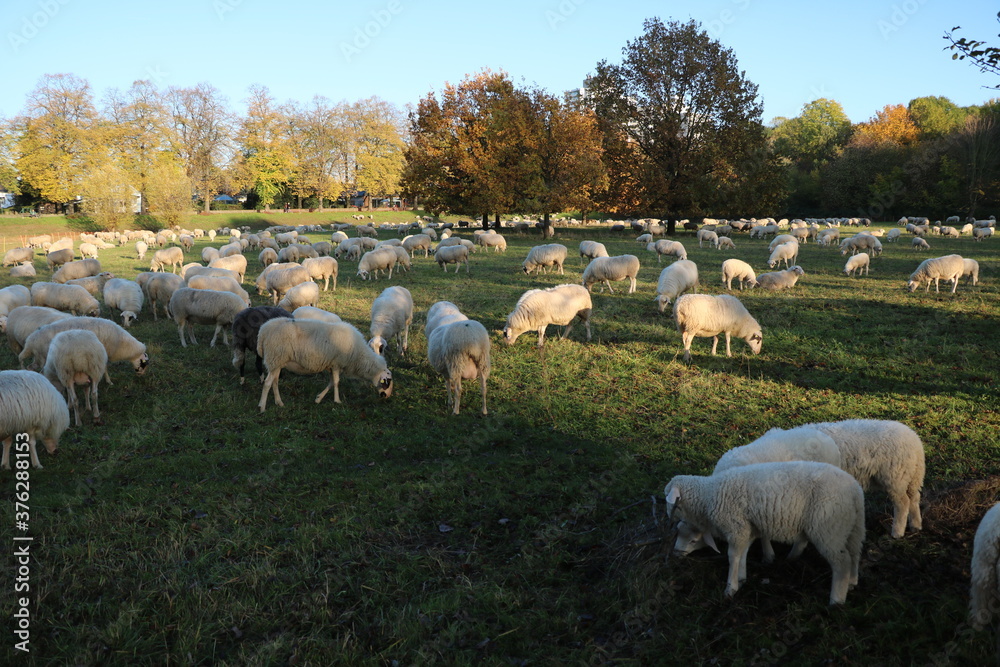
673 293 762 362
582 255 640 294
209 254 248 283
522 243 567 275
256 319 393 411
10 262 36 279
368 286 413 357
756 265 805 290
230 305 294 384
817 228 841 246
720 259 757 290
292 306 342 323
51 258 102 283
265 265 312 305
767 241 799 269
647 239 687 264
301 256 338 291
103 278 145 327
435 244 470 273
664 461 865 604
503 283 592 347
428 317 491 415
30 282 100 317
46 248 74 270
186 275 251 307
4 306 73 354
579 240 609 263
425 301 468 340
357 247 397 280
969 503 1000 630
168 287 248 347
0 370 71 469
277 281 320 311
18 317 149 383
42 329 108 426
150 247 184 273
66 271 115 297
654 260 699 313
843 253 870 277
906 254 965 293
143 272 184 320
912 237 930 250
476 232 507 253
697 229 719 248
962 258 980 286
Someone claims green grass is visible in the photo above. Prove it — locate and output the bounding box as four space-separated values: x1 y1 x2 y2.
2 217 1000 664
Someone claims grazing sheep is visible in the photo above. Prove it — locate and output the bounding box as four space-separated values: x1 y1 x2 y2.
476 232 507 253
939 226 960 238
907 254 965 293
217 241 243 258
178 234 194 252
673 293 762 362
425 301 468 340
368 286 413 357
42 329 108 426
522 243 568 275
428 318 491 415
962 258 980 286
503 284 592 347
579 240 609 263
840 235 879 256
292 306 342 323
143 272 184 321
390 246 412 273
79 242 99 260
66 271 115 297
911 237 930 250
767 241 799 269
697 229 719 248
0 370 71 469
51 258 102 284
635 233 653 245
30 282 100 316
756 265 805 290
187 275 251 307
3 247 34 267
201 247 220 264
259 247 278 268
150 247 184 273
168 287 248 347
973 227 995 242
277 281 320 312
817 228 841 246
435 244 470 273
960 223 974 236
664 461 864 604
10 263 36 278
357 247 397 280
582 255 640 294
301 256 338 291
0 285 31 326
18 316 149 383
844 253 870 277
4 306 73 354
231 306 294 385
647 240 687 264
256 319 393 411
970 503 1000 630
277 246 301 263
720 259 757 290
768 234 797 251
265 265 312 305
654 260 699 313
46 248 75 270
356 224 378 238
716 236 736 250
103 278 144 328
209 254 248 283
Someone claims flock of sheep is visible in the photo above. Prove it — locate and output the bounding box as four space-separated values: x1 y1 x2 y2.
2 211 1000 642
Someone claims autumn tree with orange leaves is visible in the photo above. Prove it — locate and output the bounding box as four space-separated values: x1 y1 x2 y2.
850 104 919 148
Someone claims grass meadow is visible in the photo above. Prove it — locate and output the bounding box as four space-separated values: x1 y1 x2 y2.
1 210 999 665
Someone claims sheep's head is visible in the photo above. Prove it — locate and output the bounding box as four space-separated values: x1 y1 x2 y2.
747 331 763 355
375 369 393 398
672 520 717 556
369 336 387 357
134 353 150 375
120 311 138 328
501 325 519 346
906 280 919 293
654 295 671 314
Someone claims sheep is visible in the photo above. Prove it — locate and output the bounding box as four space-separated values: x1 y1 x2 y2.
428 318 491 415
973 227 995 242
697 229 719 248
4 306 73 354
301 256 338 291
768 234 796 252
401 233 433 258
390 246 412 273
939 226 960 238
425 301 468 340
143 272 185 321
292 306 342 323
10 263 36 278
209 254 248 283
962 258 980 286
277 246 301 263
961 223 974 236
0 285 31 326
201 247 220 264
912 237 930 250
187 275 251 307
838 252 870 278
716 236 736 250
767 241 799 269
178 234 194 252
0 370 71 469
368 286 413 357
970 503 1000 631
906 254 965 293
582 255 640 294
277 281 320 312
18 316 149 383
265 265 312 305
103 278 144 328
51 258 102 284
756 265 805 290
42 329 108 427
503 284 592 347
312 241 334 257
789 227 810 243
720 259 757 291
579 240 609 263
256 319 393 411
522 243 568 275
664 461 864 604
840 235 879 256
673 293 762 363
476 232 507 253
636 233 653 245
647 239 687 264
3 247 34 267
30 282 100 317
330 231 349 245
168 287 248 347
231 305 295 385
218 241 243 258
357 247 397 280
65 271 115 297
654 260 699 313
885 228 901 243
46 248 74 270
817 228 841 246
810 419 925 538
150 247 184 273
435 244 470 273
356 224 378 238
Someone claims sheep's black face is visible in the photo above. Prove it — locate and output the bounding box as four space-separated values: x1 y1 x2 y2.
376 371 393 398
136 353 150 375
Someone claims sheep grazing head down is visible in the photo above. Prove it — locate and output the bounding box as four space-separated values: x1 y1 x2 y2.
134 353 150 375
370 335 387 356
375 369 393 398
747 332 764 355
501 326 518 346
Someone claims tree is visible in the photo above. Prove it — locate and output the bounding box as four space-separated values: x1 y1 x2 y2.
769 99 852 165
144 157 193 228
850 104 919 148
953 113 1000 215
167 83 234 212
907 96 968 139
236 85 293 211
945 12 1000 89
0 119 20 194
352 97 407 209
588 18 780 231
286 97 348 210
81 158 135 231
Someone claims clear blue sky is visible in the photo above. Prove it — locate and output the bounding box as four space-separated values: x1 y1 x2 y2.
2 0 997 124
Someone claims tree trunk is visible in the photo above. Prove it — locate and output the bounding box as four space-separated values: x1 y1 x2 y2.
494 213 501 229
318 195 324 212
203 181 211 213
667 216 676 236
482 213 489 230
542 212 554 239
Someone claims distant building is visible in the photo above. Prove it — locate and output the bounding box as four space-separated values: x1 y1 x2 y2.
0 192 15 209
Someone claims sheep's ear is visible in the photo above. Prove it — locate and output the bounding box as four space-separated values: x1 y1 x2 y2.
665 485 680 505
703 531 720 553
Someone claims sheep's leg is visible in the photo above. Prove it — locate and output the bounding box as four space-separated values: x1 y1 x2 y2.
907 488 923 532
454 262 460 274
725 542 746 597
787 538 809 560
536 325 547 348
560 322 574 340
760 538 777 564
479 372 488 415
210 324 222 347
91 379 100 424
27 435 42 470
628 276 636 294
332 369 341 403
710 336 719 356
724 333 733 357
0 436 12 470
682 333 694 362
452 377 462 415
67 385 81 427
315 375 334 404
604 280 614 294
258 370 276 412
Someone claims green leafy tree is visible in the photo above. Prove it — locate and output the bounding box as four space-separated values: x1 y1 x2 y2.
352 97 407 209
770 99 852 165
236 85 293 211
908 96 969 138
81 158 135 231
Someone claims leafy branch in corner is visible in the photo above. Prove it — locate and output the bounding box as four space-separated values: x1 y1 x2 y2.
944 11 1000 89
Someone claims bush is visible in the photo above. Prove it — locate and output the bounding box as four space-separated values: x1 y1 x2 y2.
64 212 100 232
133 214 165 232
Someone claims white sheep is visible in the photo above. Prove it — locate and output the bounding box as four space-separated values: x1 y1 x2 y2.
3 247 34 267
178 234 194 252
716 236 736 250
3 306 72 354
187 275 251 307
654 260 699 313
259 248 278 267
52 258 102 283
428 318 491 415
208 254 248 283
142 272 184 321
168 287 247 347
970 503 1000 630
635 233 653 245
664 461 864 604
756 265 805 290
582 255 640 294
402 234 432 257
843 253 870 277
647 240 687 264
522 243 567 275
840 235 879 256
962 258 980 286
65 271 115 297
103 278 145 327
150 247 184 273
277 281 320 312
357 247 397 280
389 246 412 273
30 282 100 317
202 247 221 264
697 229 719 248
368 286 413 357
818 228 841 246
476 232 507 253
10 263 36 278
768 234 796 252
503 284 592 347
257 319 393 411
301 256 338 291
435 244 470 273
767 241 799 269
46 248 74 270
425 301 468 340
80 242 99 260
230 306 295 385
42 329 108 427
0 370 71 469
719 259 755 291
673 294 762 363
911 237 930 250
265 265 312 304
579 240 609 263
18 316 149 384
0 285 31 328
973 227 994 242
907 254 965 293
